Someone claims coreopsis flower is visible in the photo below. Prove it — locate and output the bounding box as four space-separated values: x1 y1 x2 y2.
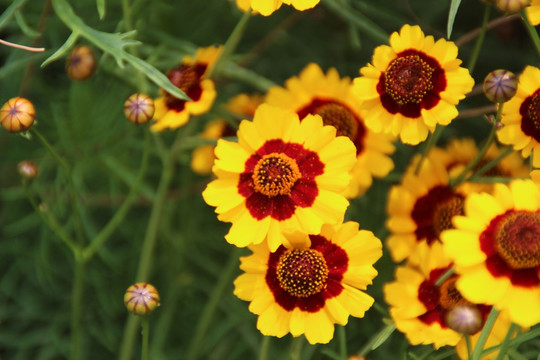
234 222 382 344
526 0 540 25
497 66 540 167
427 138 529 193
353 25 474 145
202 104 356 252
152 45 222 131
191 94 264 175
442 179 540 327
385 242 514 358
386 158 466 262
266 63 395 198
124 282 160 316
234 0 319 16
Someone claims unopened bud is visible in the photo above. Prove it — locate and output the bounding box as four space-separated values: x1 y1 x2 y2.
66 45 96 81
495 0 530 13
124 282 160 316
124 93 155 124
0 97 36 133
483 70 517 103
18 161 38 179
445 305 483 335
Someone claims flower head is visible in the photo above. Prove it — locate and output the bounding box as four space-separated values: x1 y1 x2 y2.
266 63 395 198
442 179 540 327
234 222 382 344
152 45 222 131
497 66 540 167
234 0 320 16
202 103 356 251
124 282 160 316
353 25 474 145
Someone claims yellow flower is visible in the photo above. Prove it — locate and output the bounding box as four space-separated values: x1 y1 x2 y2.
497 66 540 167
151 45 222 131
202 104 356 251
442 179 540 327
191 94 264 175
234 0 319 16
386 157 466 262
353 25 474 145
266 63 395 198
234 222 382 344
526 0 540 25
384 241 514 356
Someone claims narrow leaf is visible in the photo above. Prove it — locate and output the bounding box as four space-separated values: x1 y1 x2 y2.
41 32 79 68
97 0 106 19
15 11 40 37
0 0 27 31
447 0 463 39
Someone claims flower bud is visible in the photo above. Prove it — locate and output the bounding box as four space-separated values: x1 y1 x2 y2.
483 70 517 103
495 0 530 13
124 282 160 316
124 93 155 124
0 97 36 133
18 160 39 179
347 356 368 360
66 45 96 81
445 305 483 335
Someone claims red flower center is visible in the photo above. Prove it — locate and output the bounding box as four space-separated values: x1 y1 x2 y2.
252 153 301 197
297 98 366 155
164 63 207 112
494 211 540 269
266 235 348 312
277 249 329 297
412 185 464 244
520 89 540 142
481 209 540 287
377 49 446 118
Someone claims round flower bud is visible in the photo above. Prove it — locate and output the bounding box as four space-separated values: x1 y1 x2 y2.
66 45 96 81
495 0 530 13
445 305 483 335
347 356 368 360
124 93 155 124
18 160 39 179
483 69 517 103
124 282 160 316
0 97 36 133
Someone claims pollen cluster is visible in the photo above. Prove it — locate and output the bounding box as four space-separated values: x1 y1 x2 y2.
432 195 464 238
526 91 540 132
252 153 302 197
276 249 329 298
385 54 435 105
439 276 472 310
315 102 359 141
495 210 540 269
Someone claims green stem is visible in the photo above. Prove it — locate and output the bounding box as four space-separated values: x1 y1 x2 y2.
434 266 455 287
82 128 150 260
522 9 540 61
258 336 271 360
414 125 444 175
469 146 513 179
322 0 388 43
465 335 472 359
141 316 149 360
358 322 396 356
31 128 85 244
338 326 347 360
207 10 251 79
467 3 491 75
494 323 517 360
289 337 304 360
70 253 86 360
221 63 277 92
186 249 241 360
470 308 500 360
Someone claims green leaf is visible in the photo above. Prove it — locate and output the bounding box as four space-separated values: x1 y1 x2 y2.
371 321 396 351
41 32 79 68
0 0 27 31
447 0 463 39
15 10 40 37
97 0 106 19
48 0 189 101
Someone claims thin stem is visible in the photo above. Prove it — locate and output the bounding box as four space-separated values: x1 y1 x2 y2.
434 266 455 287
468 146 513 179
83 128 150 260
522 9 540 61
358 322 396 356
414 125 444 175
338 326 347 360
31 128 85 244
207 10 251 79
470 308 500 360
0 38 45 51
141 316 150 360
467 4 491 75
465 335 472 359
289 337 304 360
70 253 85 360
494 323 517 360
455 13 519 47
258 336 271 360
186 249 241 360
456 105 496 120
